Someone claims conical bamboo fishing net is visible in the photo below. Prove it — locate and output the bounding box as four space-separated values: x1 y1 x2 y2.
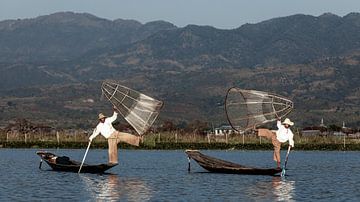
101 80 163 135
225 87 293 132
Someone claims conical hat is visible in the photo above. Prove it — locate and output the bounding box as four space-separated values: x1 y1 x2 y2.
98 113 107 120
282 118 294 126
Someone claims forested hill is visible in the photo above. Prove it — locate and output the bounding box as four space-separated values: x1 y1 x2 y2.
0 12 359 129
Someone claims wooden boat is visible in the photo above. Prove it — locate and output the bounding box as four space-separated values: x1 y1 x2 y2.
36 151 117 173
185 150 281 176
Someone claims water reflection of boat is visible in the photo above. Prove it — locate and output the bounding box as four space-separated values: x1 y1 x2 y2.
186 150 282 175
80 174 153 201
37 151 117 173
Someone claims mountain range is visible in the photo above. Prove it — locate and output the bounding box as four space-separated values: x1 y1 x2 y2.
0 12 359 129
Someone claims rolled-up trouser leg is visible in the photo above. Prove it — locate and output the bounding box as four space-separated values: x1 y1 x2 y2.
272 137 281 163
258 129 281 163
107 131 140 164
258 129 274 140
108 137 119 164
112 131 140 146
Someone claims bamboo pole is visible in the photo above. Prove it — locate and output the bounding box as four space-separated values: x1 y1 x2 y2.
78 141 91 173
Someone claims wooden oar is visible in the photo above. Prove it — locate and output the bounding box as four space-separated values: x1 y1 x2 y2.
78 141 91 173
281 145 291 177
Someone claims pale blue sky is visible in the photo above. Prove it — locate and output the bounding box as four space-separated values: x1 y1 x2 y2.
0 0 359 29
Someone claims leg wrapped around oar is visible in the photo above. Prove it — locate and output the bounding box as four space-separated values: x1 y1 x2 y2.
108 131 141 164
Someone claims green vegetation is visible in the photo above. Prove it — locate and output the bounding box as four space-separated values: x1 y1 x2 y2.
1 131 359 151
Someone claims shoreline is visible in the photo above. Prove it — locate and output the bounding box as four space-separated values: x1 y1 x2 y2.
0 141 359 151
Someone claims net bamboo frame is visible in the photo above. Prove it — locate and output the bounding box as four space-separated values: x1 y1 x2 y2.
225 87 293 132
101 80 163 135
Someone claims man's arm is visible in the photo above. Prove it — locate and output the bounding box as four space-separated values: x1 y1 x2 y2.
289 131 295 147
277 120 282 129
107 111 118 123
89 125 100 141
106 106 119 123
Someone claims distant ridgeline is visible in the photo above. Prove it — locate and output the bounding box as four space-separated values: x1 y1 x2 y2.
0 12 359 128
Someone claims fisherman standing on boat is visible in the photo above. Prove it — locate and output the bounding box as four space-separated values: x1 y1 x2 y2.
89 106 142 164
257 118 294 169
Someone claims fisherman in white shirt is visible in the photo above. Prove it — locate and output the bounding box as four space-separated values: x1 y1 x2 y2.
276 118 294 147
257 118 294 169
89 106 142 164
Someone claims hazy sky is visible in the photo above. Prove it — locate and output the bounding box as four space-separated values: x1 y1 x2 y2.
0 0 359 29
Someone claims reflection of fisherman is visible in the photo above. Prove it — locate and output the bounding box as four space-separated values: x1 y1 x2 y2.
272 177 295 201
89 106 142 164
80 174 152 201
247 177 295 201
257 118 294 168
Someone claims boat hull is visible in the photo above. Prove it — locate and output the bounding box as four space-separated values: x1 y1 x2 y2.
185 150 281 176
37 151 117 174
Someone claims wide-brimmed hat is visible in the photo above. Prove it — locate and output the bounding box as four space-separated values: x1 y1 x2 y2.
282 118 294 126
98 113 107 120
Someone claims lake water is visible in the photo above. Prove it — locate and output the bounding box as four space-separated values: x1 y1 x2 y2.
0 149 359 201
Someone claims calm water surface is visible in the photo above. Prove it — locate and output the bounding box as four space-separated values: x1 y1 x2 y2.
0 149 359 201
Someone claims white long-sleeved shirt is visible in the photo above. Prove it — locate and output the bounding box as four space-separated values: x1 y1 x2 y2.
89 112 118 140
276 120 295 147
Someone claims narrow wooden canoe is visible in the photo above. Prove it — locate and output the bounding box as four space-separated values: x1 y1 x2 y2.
36 151 117 174
185 150 281 176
